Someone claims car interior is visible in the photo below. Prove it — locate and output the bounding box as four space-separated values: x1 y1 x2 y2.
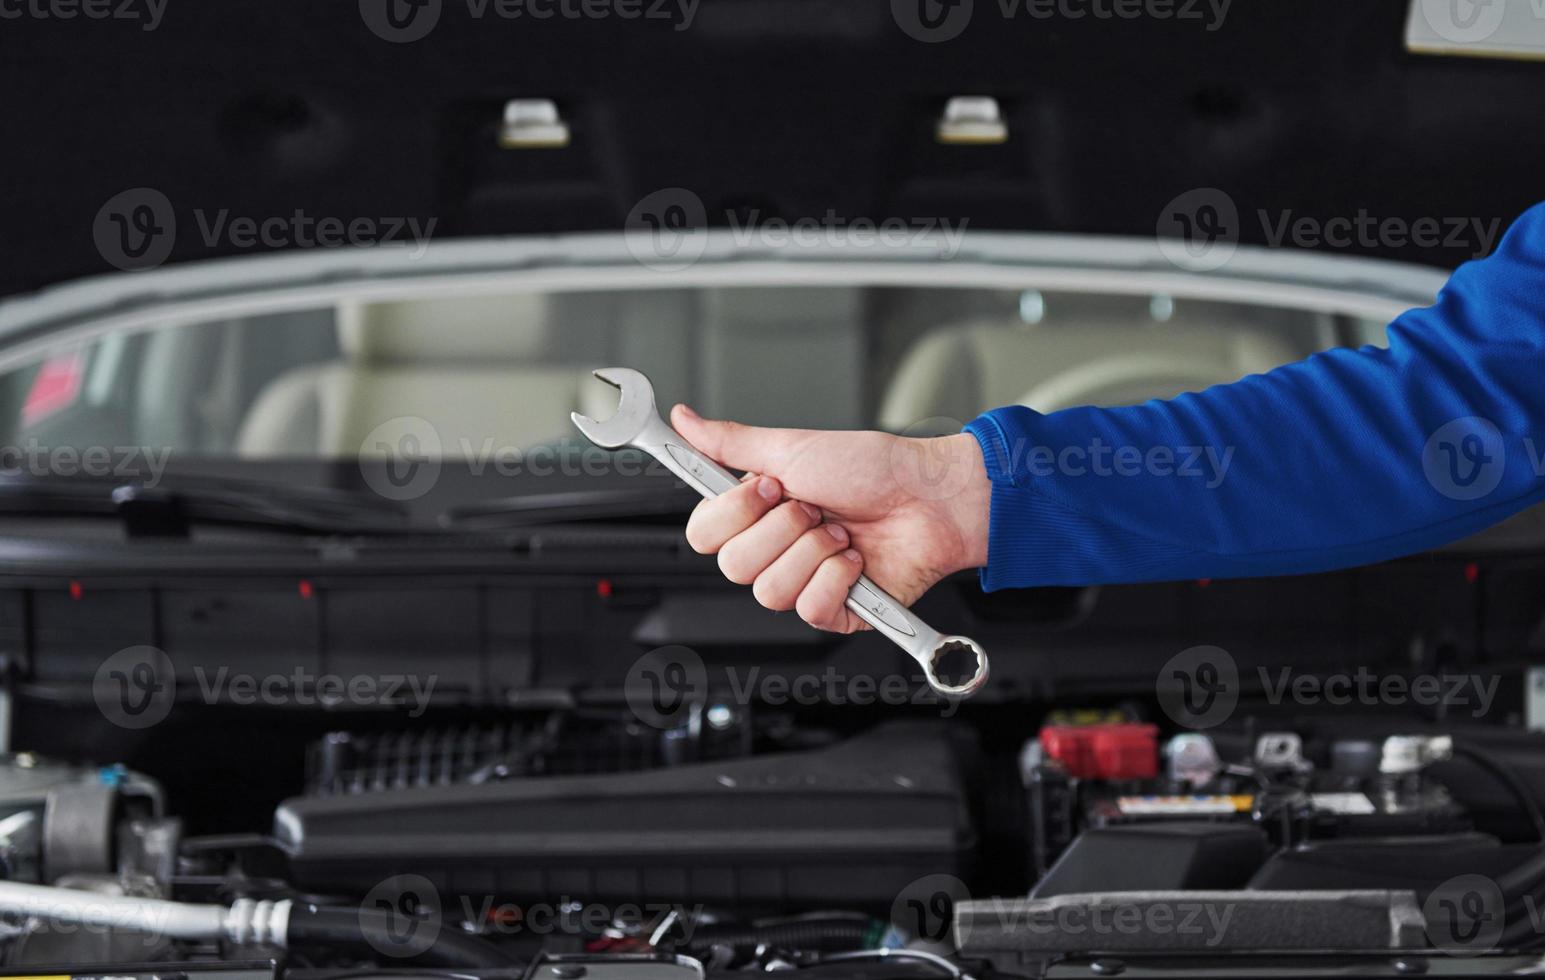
2 288 1370 462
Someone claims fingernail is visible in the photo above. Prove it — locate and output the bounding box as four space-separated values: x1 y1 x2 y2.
825 524 848 544
757 476 781 501
800 501 822 522
676 403 699 420
842 548 862 563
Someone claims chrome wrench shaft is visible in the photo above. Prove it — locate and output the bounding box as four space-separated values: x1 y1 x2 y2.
571 367 988 698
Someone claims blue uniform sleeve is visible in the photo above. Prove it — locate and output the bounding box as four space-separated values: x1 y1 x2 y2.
962 201 1545 590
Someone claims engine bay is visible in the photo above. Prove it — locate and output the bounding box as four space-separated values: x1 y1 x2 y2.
6 694 1545 978
1 540 1543 979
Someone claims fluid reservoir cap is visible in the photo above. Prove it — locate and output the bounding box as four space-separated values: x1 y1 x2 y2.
1380 734 1454 774
1166 733 1222 787
1041 723 1158 781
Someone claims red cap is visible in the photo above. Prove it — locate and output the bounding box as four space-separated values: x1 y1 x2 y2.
1040 722 1158 781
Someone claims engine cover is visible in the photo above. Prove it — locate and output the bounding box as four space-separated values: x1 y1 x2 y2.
273 721 974 908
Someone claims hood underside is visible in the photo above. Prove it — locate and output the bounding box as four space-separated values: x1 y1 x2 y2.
5 0 1545 293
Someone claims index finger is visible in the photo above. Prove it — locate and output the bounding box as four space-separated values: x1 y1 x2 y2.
683 474 784 554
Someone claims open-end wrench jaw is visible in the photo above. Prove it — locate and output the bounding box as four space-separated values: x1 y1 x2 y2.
569 367 657 449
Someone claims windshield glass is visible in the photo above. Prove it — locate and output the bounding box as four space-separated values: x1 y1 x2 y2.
0 284 1379 512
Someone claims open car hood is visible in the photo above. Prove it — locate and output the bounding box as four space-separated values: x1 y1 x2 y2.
5 0 1545 294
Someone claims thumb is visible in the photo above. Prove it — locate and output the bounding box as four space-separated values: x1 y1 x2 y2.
671 404 796 475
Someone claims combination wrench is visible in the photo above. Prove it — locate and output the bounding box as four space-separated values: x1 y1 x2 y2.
571 367 989 699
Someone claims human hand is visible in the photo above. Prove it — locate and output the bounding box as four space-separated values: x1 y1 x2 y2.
671 405 991 633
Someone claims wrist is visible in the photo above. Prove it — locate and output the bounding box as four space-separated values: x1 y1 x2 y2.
939 433 991 573
888 431 993 576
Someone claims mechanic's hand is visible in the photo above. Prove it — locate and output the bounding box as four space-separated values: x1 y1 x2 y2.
671 404 991 633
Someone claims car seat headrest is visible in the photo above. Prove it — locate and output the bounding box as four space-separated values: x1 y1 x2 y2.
337 293 550 364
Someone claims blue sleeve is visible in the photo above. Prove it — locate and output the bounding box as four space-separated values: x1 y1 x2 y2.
962 201 1545 590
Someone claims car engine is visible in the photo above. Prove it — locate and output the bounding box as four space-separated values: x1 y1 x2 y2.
0 538 1535 979
2 700 1542 979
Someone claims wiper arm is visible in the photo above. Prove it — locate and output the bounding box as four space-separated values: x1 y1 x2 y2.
441 485 699 528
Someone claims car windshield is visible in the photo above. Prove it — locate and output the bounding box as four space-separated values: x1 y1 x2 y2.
0 282 1387 513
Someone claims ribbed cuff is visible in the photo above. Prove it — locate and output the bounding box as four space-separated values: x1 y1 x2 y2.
963 411 1038 591
963 410 1194 590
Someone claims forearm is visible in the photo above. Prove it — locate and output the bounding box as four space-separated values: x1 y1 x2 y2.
963 202 1545 590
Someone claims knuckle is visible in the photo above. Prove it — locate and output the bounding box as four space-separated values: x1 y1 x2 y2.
802 526 843 555
794 590 823 624
683 518 713 554
733 482 775 520
723 485 758 517
777 500 814 531
752 575 794 612
717 544 756 585
823 552 861 579
796 591 838 630
686 494 759 555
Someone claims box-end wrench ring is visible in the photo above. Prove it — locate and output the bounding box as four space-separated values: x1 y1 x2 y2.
571 367 989 699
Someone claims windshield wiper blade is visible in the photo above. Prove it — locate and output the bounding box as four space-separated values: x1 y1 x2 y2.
441 486 699 528
0 472 409 536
